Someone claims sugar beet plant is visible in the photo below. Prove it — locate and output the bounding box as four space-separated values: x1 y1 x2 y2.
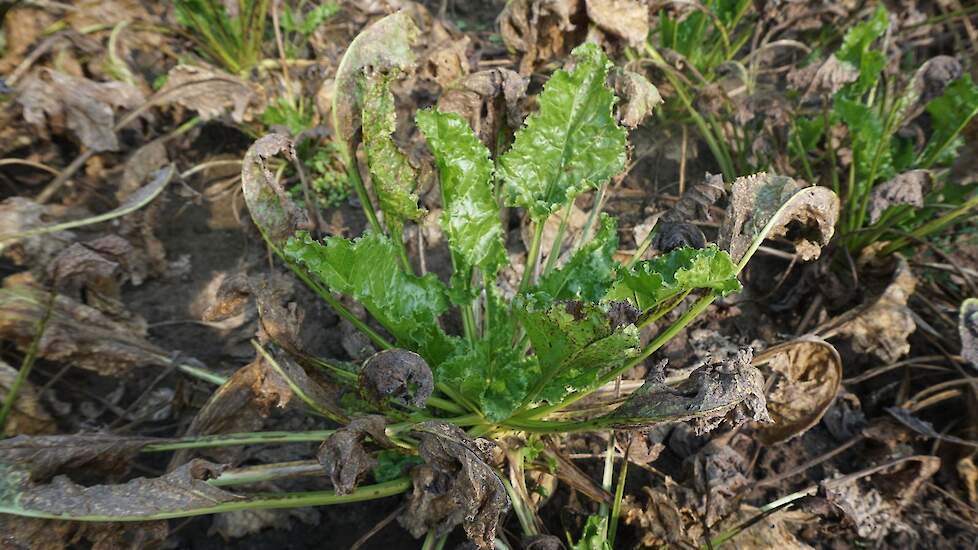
0 13 839 549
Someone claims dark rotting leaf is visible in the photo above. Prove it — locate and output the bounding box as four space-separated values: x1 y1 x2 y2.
400 421 509 549
317 415 391 495
0 433 160 482
605 300 639 331
241 134 311 247
359 349 434 408
867 170 931 224
652 221 707 252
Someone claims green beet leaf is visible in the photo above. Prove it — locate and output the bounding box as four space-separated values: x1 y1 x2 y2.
834 97 892 183
284 231 456 364
835 6 888 98
605 245 740 313
416 109 508 284
499 43 627 220
535 214 619 302
516 298 640 405
919 75 978 168
362 71 425 235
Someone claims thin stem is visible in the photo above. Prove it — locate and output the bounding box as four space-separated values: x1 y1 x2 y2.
608 440 629 547
543 204 573 274
0 289 55 435
143 430 337 452
519 220 546 291
209 460 322 487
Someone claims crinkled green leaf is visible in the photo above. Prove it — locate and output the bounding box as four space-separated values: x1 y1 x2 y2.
362 71 424 234
516 298 640 405
571 514 611 550
835 97 893 182
605 245 740 313
535 214 619 302
284 231 456 363
835 6 888 98
919 75 978 167
416 109 507 283
499 43 627 220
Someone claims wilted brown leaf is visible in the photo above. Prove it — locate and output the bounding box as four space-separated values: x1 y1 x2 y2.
17 68 144 151
586 0 649 48
0 198 76 269
437 68 528 149
400 421 509 549
0 280 167 376
818 258 916 363
0 433 158 481
317 415 391 495
359 349 434 408
687 440 748 525
209 507 319 540
868 170 931 224
652 222 706 252
241 134 310 246
0 360 56 436
159 65 264 123
719 173 840 264
608 349 770 432
753 338 842 445
500 0 583 74
914 55 963 105
609 68 661 128
788 55 859 104
0 516 168 550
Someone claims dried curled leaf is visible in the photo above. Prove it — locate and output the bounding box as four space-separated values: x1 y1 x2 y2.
818 258 917 363
437 68 528 149
17 68 144 151
400 421 510 549
0 434 158 481
500 0 582 74
609 68 661 128
914 55 963 105
0 459 239 520
0 360 56 436
661 173 726 224
753 338 842 445
359 349 434 408
719 173 840 265
586 0 649 49
159 65 264 123
868 170 931 224
652 222 706 253
241 134 310 246
960 298 978 370
608 349 770 432
333 12 419 152
788 55 859 105
0 282 167 377
318 415 391 495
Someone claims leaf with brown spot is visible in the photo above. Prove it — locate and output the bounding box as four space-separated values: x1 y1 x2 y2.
359 349 434 408
437 68 528 149
607 349 770 432
241 134 311 246
17 68 144 151
718 172 839 265
868 170 931 224
159 65 264 123
400 421 509 549
0 360 56 436
317 415 391 495
0 433 159 481
753 338 842 445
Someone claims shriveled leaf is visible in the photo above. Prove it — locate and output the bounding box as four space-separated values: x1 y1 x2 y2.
359 349 434 408
333 12 419 153
788 55 859 104
417 109 507 281
362 71 424 234
0 516 169 550
886 407 978 449
0 433 158 481
284 231 456 364
0 198 75 267
17 68 144 151
607 349 770 432
318 415 391 495
605 245 740 313
687 441 749 525
652 222 707 252
817 258 916 362
159 65 264 123
241 134 310 247
718 173 840 265
868 170 931 224
660 173 726 224
210 507 318 540
608 68 661 128
536 214 619 302
499 0 580 74
960 298 978 370
0 282 167 377
914 56 963 105
0 360 56 436
401 422 509 549
586 0 649 48
0 459 239 520
752 338 842 445
919 75 978 166
437 68 528 149
499 43 627 220
516 298 640 405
